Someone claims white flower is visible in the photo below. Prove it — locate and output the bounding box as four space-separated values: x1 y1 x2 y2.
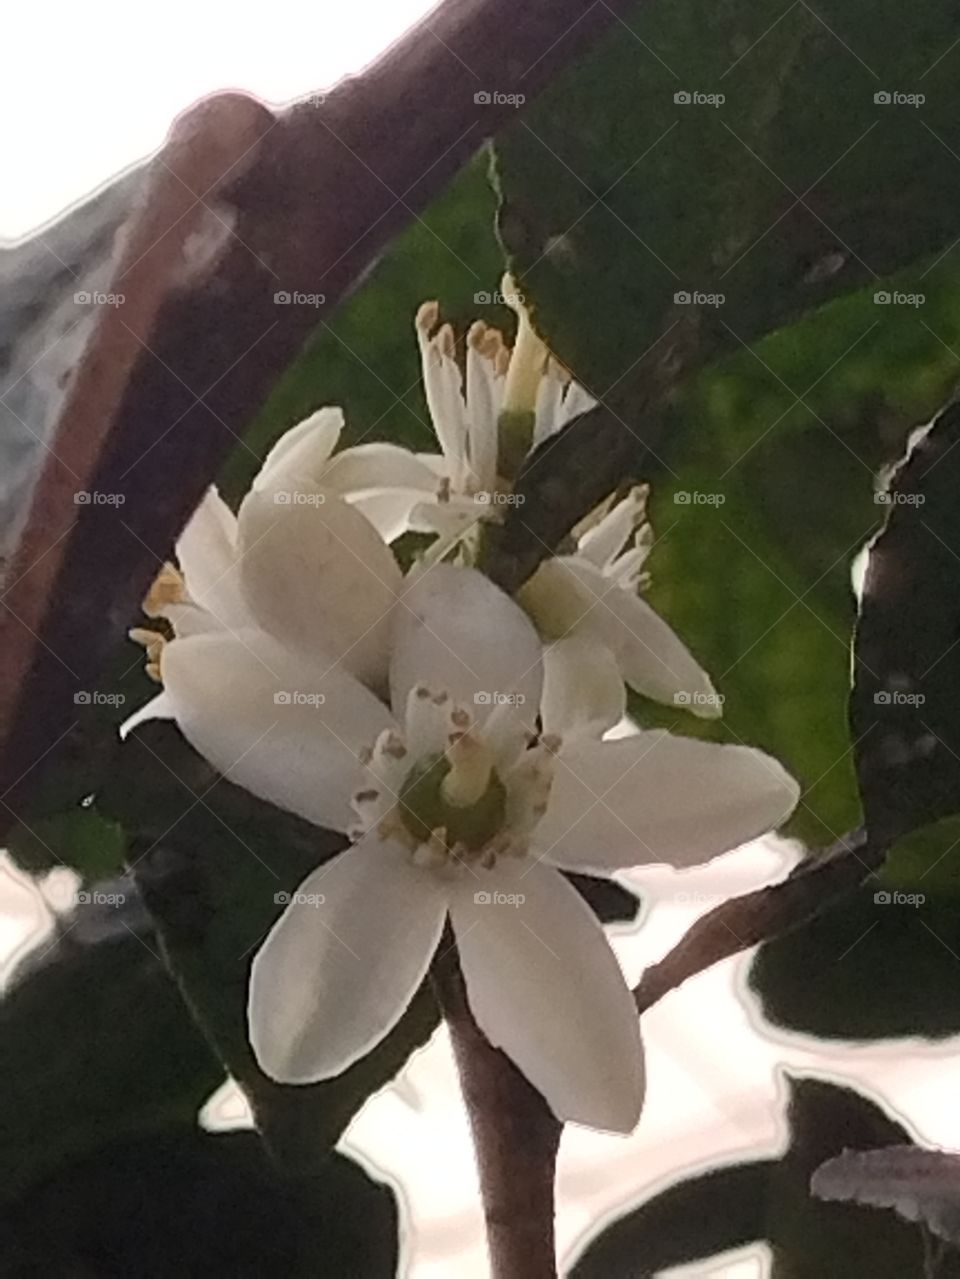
232 297 719 717
124 452 800 1132
243 288 596 549
520 486 723 719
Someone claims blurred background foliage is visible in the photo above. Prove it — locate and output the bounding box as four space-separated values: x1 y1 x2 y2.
9 0 960 1273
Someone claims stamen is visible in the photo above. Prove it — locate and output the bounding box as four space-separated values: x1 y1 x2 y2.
143 563 186 617
416 300 440 335
129 626 167 683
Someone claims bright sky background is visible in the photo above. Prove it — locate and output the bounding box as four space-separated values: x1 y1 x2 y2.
1 0 435 242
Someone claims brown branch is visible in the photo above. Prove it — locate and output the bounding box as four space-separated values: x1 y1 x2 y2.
634 828 881 1014
0 0 643 819
431 935 561 1279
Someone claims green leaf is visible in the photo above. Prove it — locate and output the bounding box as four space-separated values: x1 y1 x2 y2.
0 1130 397 1277
572 1076 927 1278
751 867 960 1039
494 1 960 397
851 402 960 849
0 882 222 1201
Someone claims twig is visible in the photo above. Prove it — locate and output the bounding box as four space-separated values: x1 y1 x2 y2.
431 934 561 1279
633 828 881 1013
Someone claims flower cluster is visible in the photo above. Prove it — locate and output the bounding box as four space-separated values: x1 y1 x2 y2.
125 284 799 1133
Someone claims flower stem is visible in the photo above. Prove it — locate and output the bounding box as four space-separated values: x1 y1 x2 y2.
431 934 562 1278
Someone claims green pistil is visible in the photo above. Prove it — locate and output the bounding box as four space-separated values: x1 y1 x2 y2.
398 754 507 852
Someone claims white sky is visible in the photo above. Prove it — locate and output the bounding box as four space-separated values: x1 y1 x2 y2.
1 0 435 241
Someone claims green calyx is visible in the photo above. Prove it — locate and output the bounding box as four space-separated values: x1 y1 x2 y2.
496 408 536 482
398 754 507 852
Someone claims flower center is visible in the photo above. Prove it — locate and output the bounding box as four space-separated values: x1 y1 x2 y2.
398 748 507 851
350 686 558 873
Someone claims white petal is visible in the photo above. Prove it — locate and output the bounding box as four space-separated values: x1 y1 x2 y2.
349 487 443 543
249 836 447 1083
237 484 401 686
320 442 439 498
522 557 721 718
407 496 484 539
466 340 499 492
176 488 249 630
120 690 174 740
160 628 393 832
541 635 626 739
253 407 343 490
535 731 800 871
416 321 468 475
557 381 596 429
450 859 644 1133
577 487 646 571
389 565 542 726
